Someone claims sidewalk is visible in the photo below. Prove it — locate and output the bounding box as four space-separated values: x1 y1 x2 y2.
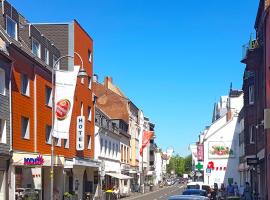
123 185 167 199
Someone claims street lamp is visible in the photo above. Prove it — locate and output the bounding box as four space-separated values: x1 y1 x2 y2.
50 52 88 200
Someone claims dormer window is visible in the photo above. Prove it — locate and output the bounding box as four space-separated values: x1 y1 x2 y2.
6 16 17 40
32 38 41 58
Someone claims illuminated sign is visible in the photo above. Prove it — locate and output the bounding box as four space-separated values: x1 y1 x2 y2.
24 155 44 165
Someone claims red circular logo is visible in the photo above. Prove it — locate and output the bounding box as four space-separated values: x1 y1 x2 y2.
56 99 71 120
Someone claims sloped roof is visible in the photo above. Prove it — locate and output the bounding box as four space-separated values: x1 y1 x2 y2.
93 82 129 123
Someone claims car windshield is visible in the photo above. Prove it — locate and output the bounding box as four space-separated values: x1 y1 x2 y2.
187 185 200 189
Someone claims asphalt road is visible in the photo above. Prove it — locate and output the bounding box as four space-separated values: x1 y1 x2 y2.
125 184 185 200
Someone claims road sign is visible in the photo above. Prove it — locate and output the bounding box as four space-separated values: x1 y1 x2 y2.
205 168 211 176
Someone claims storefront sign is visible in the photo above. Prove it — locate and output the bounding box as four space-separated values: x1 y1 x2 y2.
197 144 204 161
76 116 85 151
24 155 44 165
208 141 235 158
247 158 259 165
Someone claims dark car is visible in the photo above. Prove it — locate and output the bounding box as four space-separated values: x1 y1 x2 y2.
182 189 208 197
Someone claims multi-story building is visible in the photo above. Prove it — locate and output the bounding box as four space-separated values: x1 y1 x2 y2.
0 1 98 199
0 36 12 200
241 0 266 198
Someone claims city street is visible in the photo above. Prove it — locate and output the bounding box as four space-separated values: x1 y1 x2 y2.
124 185 185 200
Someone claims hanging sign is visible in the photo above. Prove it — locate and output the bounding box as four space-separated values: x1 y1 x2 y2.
76 116 85 151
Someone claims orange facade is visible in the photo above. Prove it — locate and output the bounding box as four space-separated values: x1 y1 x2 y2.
11 21 95 160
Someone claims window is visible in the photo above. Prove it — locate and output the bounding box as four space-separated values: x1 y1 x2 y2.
88 50 92 63
109 141 111 155
105 140 107 154
53 55 60 69
88 107 92 121
100 138 103 152
0 119 6 143
55 138 61 147
44 48 49 65
249 125 255 144
116 144 119 156
32 38 41 58
113 143 115 156
6 16 17 40
88 76 92 89
249 85 254 105
45 86 52 107
87 135 91 149
64 139 69 148
81 102 84 116
45 125 52 144
21 116 30 139
0 68 5 95
21 74 29 96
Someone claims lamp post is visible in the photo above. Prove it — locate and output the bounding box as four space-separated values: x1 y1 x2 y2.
50 52 88 200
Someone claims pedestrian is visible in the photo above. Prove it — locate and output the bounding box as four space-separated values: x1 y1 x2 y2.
233 182 239 196
243 182 252 200
219 183 226 200
226 182 234 197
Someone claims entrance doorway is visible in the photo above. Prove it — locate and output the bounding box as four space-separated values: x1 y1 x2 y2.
0 171 5 200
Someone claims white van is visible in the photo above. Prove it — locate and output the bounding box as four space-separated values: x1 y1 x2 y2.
186 182 211 192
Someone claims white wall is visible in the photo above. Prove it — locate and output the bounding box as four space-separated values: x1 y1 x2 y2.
154 152 163 185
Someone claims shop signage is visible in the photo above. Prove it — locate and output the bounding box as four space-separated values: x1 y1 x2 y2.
24 155 44 165
247 158 259 165
76 116 85 151
195 162 203 170
197 144 204 161
56 99 71 120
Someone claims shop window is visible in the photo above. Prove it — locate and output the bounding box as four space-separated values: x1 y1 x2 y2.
6 16 17 40
249 85 254 105
87 135 91 149
0 68 5 95
45 48 49 65
32 38 41 58
45 86 52 107
21 116 30 139
88 107 92 121
0 119 6 143
45 125 52 144
21 74 29 96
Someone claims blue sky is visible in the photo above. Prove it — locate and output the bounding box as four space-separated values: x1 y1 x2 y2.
10 0 258 156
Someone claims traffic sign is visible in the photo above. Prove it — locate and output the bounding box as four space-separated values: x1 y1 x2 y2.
205 168 211 176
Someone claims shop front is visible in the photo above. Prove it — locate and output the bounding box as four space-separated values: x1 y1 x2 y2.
64 158 100 200
0 153 10 200
10 152 64 200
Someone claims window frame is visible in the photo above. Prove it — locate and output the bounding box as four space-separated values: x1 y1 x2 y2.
249 85 254 105
0 68 5 96
6 15 17 40
45 124 52 144
21 74 30 96
44 48 50 65
88 106 92 121
32 37 41 58
0 119 6 143
249 125 255 144
21 116 30 140
45 86 52 107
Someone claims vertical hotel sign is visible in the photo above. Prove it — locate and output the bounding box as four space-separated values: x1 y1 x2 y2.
76 116 85 151
53 66 80 139
197 144 204 161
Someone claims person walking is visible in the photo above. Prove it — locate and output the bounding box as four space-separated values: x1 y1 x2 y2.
243 182 252 200
227 183 234 197
233 182 239 196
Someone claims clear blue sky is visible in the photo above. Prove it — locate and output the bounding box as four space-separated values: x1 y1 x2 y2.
10 0 258 156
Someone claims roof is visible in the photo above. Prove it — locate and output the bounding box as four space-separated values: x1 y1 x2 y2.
93 82 129 123
229 89 243 97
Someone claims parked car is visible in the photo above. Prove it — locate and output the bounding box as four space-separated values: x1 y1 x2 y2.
186 182 210 191
166 179 174 186
182 189 208 197
168 195 209 200
15 188 39 200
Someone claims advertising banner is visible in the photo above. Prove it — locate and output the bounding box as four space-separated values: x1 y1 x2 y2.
53 66 80 139
197 144 204 161
208 141 235 158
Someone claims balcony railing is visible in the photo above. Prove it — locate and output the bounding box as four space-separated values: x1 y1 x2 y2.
242 35 259 61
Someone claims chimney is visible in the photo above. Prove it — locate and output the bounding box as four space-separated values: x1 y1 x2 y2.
104 76 113 88
93 74 98 82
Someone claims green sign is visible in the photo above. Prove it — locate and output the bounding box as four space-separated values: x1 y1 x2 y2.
195 163 203 170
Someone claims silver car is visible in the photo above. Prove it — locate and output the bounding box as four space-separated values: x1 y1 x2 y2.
168 195 209 200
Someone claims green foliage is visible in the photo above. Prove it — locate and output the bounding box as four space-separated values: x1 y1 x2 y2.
166 154 192 176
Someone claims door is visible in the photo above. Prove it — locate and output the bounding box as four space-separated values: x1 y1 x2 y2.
0 171 5 200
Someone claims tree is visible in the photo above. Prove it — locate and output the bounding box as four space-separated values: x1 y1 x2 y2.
184 154 192 173
166 154 192 176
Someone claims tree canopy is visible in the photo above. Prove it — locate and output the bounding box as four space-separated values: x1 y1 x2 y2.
166 154 192 176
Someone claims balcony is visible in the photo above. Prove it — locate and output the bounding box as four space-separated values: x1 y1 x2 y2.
241 37 259 63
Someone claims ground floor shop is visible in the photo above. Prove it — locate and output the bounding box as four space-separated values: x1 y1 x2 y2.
0 155 9 200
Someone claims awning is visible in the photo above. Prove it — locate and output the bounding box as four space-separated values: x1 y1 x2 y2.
106 172 133 180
